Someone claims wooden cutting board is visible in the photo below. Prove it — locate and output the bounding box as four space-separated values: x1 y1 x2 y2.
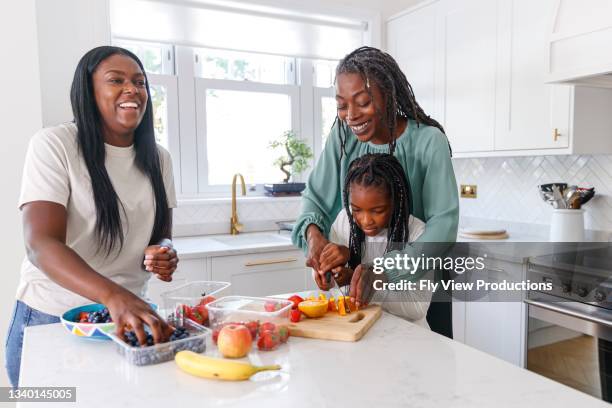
287 304 382 342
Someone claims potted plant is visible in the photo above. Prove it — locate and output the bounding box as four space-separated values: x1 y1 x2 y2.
265 130 313 195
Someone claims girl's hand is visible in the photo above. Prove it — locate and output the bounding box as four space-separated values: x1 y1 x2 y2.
349 264 377 308
331 266 353 287
106 289 173 346
143 244 178 282
318 243 350 273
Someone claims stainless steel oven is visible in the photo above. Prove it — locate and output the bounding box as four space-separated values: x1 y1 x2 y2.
526 246 612 402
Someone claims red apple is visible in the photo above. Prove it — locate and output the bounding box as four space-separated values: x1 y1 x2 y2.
217 324 252 358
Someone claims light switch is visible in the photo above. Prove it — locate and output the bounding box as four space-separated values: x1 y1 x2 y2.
460 184 477 198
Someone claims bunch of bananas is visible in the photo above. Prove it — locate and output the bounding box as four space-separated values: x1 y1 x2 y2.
175 351 281 381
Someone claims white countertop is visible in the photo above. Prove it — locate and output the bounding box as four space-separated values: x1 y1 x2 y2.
173 231 297 259
19 313 607 408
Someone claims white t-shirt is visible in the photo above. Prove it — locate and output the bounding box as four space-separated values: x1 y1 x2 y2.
325 209 434 329
17 122 177 316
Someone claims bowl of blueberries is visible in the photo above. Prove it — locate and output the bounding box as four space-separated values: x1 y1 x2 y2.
60 302 157 340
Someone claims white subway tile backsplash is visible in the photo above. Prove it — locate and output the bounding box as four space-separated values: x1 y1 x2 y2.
453 154 612 231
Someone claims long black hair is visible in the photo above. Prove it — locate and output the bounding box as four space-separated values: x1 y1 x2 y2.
334 46 450 157
70 46 170 256
343 153 412 269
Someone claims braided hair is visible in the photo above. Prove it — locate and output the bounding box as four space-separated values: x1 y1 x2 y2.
334 46 450 157
343 153 412 270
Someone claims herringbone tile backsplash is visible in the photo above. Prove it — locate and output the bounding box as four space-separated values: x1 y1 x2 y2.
453 155 612 232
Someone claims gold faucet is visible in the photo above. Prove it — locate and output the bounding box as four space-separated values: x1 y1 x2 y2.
230 173 246 235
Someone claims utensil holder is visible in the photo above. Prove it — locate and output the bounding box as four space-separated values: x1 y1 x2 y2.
549 209 584 242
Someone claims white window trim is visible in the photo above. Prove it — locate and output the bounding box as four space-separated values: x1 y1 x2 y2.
147 73 181 193
194 78 300 195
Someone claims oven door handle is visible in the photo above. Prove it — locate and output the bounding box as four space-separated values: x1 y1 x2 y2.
524 298 612 328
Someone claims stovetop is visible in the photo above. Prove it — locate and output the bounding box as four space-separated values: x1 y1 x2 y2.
528 246 612 310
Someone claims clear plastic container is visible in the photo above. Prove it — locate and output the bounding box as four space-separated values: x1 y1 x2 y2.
206 296 293 331
160 281 230 326
107 320 209 366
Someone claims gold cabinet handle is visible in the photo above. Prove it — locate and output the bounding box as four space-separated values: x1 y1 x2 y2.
245 257 298 267
553 128 561 141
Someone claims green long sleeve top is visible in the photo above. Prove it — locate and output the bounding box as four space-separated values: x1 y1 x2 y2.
291 119 459 283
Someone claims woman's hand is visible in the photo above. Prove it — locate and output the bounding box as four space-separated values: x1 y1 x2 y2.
143 242 178 282
105 289 173 346
331 266 353 287
305 225 331 290
318 243 350 273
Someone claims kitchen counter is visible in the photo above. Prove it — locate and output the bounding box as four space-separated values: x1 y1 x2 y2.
173 231 296 260
19 314 608 407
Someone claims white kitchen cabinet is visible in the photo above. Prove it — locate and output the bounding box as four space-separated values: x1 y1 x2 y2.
455 257 527 367
494 0 570 151
435 0 497 153
387 0 612 157
387 2 438 119
210 250 313 297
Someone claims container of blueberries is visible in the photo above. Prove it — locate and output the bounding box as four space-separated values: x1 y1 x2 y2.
106 319 209 366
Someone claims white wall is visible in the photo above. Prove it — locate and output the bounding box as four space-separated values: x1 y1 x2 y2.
0 0 43 389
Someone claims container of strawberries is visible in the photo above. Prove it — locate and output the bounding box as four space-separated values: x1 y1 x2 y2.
206 296 292 352
160 281 230 327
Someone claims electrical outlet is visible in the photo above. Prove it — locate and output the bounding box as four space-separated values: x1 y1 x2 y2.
460 184 477 198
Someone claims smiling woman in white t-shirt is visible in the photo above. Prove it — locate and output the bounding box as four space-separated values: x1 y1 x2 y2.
5 46 178 387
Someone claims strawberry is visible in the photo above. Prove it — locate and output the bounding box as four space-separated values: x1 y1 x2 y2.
187 308 205 325
197 296 216 307
289 309 302 323
264 300 278 312
277 325 290 343
257 330 280 351
77 311 89 322
244 321 259 339
287 295 304 310
194 304 209 324
258 322 276 336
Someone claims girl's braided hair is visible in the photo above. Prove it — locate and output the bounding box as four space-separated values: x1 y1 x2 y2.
343 153 412 269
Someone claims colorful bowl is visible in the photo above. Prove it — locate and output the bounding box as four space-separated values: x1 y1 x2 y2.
61 302 157 340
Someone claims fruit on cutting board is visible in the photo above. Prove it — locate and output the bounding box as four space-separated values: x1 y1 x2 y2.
289 309 302 322
217 324 252 358
298 299 328 318
175 351 281 381
287 295 304 309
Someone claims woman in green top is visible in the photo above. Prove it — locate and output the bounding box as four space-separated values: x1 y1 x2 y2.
292 46 459 305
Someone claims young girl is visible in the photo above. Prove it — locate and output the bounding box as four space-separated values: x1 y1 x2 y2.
316 153 434 328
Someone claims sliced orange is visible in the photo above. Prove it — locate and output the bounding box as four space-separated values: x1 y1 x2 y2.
298 300 328 318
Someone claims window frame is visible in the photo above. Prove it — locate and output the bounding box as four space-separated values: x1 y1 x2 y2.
194 78 300 195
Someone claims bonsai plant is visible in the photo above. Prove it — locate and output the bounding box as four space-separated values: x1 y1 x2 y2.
266 130 313 194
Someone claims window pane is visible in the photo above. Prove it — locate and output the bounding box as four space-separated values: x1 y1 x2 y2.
313 60 338 87
196 48 294 85
205 89 292 185
321 96 337 147
113 39 170 75
150 84 169 149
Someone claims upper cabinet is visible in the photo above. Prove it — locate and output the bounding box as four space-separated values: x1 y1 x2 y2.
435 0 497 153
387 0 612 157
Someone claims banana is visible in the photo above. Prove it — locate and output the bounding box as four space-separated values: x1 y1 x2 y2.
175 351 281 381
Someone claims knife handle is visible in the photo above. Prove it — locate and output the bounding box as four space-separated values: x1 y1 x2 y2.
325 271 332 284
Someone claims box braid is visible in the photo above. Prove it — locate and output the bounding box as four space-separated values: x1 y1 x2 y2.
334 46 451 158
343 153 412 270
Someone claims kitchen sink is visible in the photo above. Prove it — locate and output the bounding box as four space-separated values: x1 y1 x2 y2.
211 233 290 247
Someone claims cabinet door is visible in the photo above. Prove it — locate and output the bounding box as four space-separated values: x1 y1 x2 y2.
387 3 438 119
495 0 571 150
436 0 497 153
463 259 526 367
211 250 310 297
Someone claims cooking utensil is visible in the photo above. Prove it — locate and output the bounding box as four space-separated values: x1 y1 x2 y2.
568 192 582 209
578 187 595 206
538 183 568 193
563 185 578 204
552 184 567 209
